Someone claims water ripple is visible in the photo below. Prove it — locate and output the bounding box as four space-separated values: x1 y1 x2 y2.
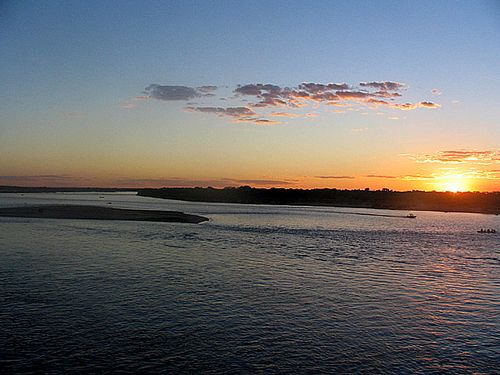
0 195 499 373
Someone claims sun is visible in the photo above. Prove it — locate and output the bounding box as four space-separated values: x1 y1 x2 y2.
436 175 469 192
442 182 463 192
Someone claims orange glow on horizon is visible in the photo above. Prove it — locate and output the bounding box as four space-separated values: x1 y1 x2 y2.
434 174 470 192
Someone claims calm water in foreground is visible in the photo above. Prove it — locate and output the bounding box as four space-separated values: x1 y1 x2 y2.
0 192 499 374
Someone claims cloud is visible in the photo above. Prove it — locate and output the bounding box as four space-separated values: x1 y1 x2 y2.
365 175 397 178
234 84 282 96
459 169 500 179
242 82 432 112
197 85 217 93
389 103 416 110
400 169 500 181
401 174 435 181
252 96 288 108
271 112 301 118
401 151 500 185
335 90 371 100
234 118 281 125
186 106 256 117
186 106 281 125
314 175 355 179
115 177 293 187
298 82 349 93
0 174 71 181
366 98 390 106
407 149 500 164
232 179 292 185
418 101 440 108
145 84 202 101
360 81 405 91
141 80 440 125
233 81 420 110
389 101 440 110
373 91 402 98
0 174 87 187
116 178 232 187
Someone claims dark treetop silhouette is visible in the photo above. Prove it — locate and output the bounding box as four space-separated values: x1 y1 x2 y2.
138 186 500 215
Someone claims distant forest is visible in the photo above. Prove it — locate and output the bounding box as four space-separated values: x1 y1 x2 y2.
138 186 500 214
2 185 498 214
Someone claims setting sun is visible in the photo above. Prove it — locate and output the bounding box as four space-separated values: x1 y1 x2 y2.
436 175 470 192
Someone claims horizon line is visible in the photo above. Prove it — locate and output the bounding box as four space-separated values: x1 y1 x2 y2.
1 185 498 194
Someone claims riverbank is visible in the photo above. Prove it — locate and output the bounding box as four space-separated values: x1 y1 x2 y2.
138 187 500 215
0 205 208 223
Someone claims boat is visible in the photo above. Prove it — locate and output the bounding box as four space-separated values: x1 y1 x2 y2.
477 229 496 234
406 213 416 219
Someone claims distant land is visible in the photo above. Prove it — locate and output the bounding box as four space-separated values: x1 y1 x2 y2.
0 205 208 223
138 187 500 215
1 185 498 215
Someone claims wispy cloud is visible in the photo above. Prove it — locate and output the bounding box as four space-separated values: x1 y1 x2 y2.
115 177 293 187
0 174 71 181
186 106 256 117
234 179 292 185
406 149 500 165
270 112 303 118
197 85 218 93
398 150 500 187
298 82 350 92
185 106 281 125
365 175 397 178
401 174 435 181
360 81 405 91
314 175 355 179
234 118 281 125
116 178 229 187
367 100 440 110
401 170 500 181
0 174 87 186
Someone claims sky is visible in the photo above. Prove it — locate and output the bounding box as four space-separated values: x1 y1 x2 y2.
1 0 499 191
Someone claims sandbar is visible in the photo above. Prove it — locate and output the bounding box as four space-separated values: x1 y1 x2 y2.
0 205 208 224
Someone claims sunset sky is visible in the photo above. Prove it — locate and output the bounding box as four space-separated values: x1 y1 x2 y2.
1 0 499 191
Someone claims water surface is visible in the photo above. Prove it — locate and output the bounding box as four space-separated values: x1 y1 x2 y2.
1 192 498 373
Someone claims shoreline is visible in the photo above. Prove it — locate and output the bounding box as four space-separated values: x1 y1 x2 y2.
0 205 209 224
138 188 500 215
1 187 498 215
143 198 498 215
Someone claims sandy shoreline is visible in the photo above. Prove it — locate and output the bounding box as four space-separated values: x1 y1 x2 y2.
0 205 209 224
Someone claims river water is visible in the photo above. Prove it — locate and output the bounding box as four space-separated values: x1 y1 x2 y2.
0 192 498 373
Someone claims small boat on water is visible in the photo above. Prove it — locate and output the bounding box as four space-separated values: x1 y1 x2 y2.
406 213 416 219
477 229 496 234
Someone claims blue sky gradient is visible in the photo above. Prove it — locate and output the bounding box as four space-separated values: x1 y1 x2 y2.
1 0 499 190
